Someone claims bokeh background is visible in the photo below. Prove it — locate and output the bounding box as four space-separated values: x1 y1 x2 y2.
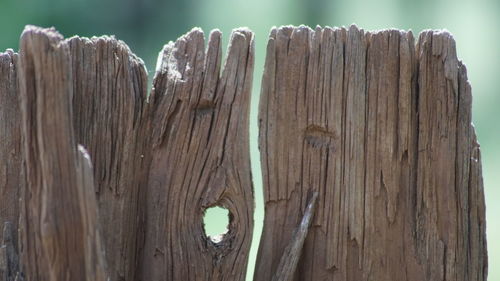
1 0 498 279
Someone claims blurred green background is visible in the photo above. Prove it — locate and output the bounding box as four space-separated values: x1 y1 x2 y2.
1 0 498 279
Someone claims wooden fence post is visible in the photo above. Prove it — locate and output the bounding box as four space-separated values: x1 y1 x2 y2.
1 25 255 281
255 25 487 281
139 27 255 281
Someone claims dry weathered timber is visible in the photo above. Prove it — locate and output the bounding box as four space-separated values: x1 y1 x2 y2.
139 28 255 281
66 34 149 281
0 49 24 281
17 26 107 281
2 25 255 281
256 25 487 281
0 24 487 281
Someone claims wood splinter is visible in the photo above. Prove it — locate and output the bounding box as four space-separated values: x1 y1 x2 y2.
272 191 319 281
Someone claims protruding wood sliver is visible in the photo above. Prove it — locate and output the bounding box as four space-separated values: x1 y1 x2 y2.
272 191 319 281
256 25 487 281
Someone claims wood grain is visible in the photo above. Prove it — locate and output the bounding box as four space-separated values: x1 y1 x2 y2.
67 34 149 281
5 25 256 281
0 49 23 281
18 26 107 281
139 27 255 281
0 24 486 281
256 25 487 281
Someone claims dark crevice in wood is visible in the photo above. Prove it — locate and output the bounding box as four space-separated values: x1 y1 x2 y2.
1 222 23 281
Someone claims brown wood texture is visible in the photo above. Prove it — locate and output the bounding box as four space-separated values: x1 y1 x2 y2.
139 27 255 281
1 25 255 281
255 25 487 281
18 26 107 281
0 49 23 281
0 24 487 281
67 34 150 281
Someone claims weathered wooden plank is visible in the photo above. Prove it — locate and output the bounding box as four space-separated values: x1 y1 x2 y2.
256 25 487 281
414 30 487 281
0 49 23 281
67 34 149 281
139 28 255 281
17 26 107 281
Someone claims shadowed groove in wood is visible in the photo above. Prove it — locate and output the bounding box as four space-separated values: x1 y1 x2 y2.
255 25 487 281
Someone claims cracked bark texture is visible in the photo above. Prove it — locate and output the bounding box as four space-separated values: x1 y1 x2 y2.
255 25 487 281
0 49 24 281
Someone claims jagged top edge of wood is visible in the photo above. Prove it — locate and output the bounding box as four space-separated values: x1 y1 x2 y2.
1 24 470 99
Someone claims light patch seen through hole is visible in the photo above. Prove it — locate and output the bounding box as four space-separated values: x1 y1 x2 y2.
203 206 230 243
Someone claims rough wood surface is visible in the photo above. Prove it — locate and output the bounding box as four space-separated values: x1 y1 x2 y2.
139 27 255 281
3 25 255 281
0 49 24 281
18 26 107 281
255 25 487 281
67 34 149 281
0 24 487 281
